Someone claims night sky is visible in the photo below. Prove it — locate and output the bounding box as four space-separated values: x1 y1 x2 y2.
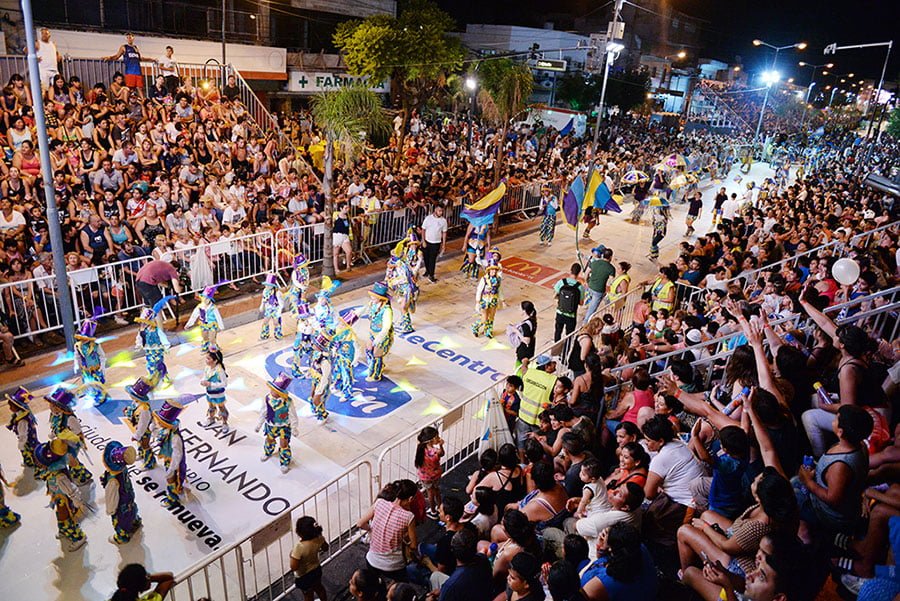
437 0 899 85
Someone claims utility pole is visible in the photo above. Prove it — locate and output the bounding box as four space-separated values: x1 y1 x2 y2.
591 0 625 156
221 0 227 65
21 0 76 350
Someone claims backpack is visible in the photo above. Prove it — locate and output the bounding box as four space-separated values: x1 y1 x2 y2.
557 279 580 314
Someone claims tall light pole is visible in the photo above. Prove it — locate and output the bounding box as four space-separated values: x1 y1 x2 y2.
798 61 833 129
591 0 625 156
824 40 893 142
21 0 76 350
752 39 807 142
465 75 477 153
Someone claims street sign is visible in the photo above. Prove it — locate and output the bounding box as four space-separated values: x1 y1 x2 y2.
530 59 568 72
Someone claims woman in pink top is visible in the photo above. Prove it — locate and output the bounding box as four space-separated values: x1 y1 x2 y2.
356 479 418 580
605 368 654 433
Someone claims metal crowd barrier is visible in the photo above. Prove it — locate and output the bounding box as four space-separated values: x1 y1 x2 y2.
171 461 374 601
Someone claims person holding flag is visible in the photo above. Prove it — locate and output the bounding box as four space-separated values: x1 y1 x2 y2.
460 181 506 279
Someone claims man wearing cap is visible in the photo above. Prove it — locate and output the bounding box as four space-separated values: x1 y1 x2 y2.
366 281 394 381
332 309 359 403
583 247 616 325
74 307 109 406
515 355 558 446
46 388 93 485
420 205 447 282
256 373 301 473
308 332 334 423
101 441 142 544
291 301 314 378
154 397 187 506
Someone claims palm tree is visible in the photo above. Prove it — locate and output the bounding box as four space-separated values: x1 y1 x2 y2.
310 84 389 277
478 59 534 185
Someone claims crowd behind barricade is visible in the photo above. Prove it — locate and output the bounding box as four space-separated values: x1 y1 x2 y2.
337 131 900 601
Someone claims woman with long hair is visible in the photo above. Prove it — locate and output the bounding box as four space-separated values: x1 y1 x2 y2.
110 564 175 601
580 523 658 601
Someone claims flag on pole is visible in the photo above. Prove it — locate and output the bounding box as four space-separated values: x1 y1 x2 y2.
562 175 585 229
479 395 515 454
585 171 622 213
461 182 507 227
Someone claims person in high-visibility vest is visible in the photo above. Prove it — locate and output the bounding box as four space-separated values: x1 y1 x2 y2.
515 354 558 447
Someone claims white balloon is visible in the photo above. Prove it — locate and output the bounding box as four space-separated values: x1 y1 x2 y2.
832 258 860 286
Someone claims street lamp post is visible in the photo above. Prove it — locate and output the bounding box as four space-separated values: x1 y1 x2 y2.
465 75 477 153
22 0 76 350
798 61 833 130
752 39 806 142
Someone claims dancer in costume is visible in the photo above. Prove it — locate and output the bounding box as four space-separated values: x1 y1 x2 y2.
0 462 21 528
291 301 314 378
402 227 425 276
472 257 503 338
256 372 300 473
200 345 230 433
34 439 87 551
101 441 142 544
124 377 157 469
365 281 394 382
46 387 93 485
259 273 285 340
308 332 333 423
134 296 174 387
73 307 109 405
538 185 559 245
5 386 38 469
649 205 670 261
154 397 187 507
385 252 418 334
287 253 310 331
185 284 225 353
460 223 489 280
332 308 359 402
313 276 340 332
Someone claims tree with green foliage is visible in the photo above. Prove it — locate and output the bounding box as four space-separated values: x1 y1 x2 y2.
556 73 603 111
310 85 389 277
477 58 534 184
334 0 464 167
887 108 900 139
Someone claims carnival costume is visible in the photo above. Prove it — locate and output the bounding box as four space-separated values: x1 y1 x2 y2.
472 258 503 338
287 253 311 330
256 373 300 473
259 273 285 339
34 439 88 551
74 307 109 405
385 243 419 334
5 386 38 468
101 441 142 544
308 332 333 422
135 296 174 387
538 187 559 244
332 309 359 402
186 284 225 353
154 398 187 506
124 377 157 469
313 276 340 333
200 346 229 432
460 223 489 280
0 463 21 528
365 281 394 382
291 301 314 378
46 388 93 485
649 206 670 260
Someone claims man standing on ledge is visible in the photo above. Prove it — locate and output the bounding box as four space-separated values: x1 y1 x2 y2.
135 259 182 326
420 205 448 283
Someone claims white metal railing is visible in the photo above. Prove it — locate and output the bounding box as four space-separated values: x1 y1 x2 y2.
685 219 900 306
171 460 374 601
0 272 62 339
605 284 900 398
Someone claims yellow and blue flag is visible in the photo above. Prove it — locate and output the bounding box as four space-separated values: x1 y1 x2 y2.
461 182 507 227
585 171 622 213
562 175 585 229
